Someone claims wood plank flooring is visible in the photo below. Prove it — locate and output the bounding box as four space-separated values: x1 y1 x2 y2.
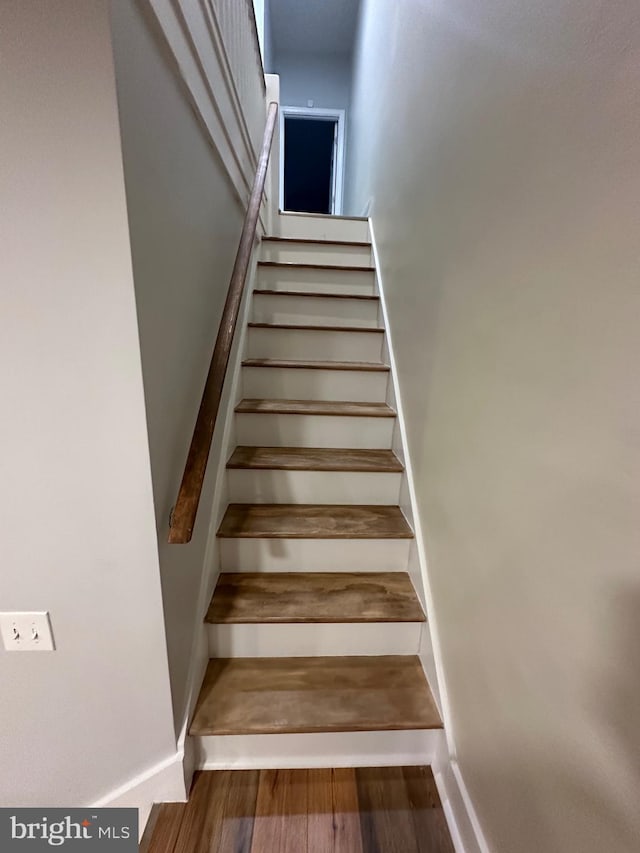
235 399 396 417
217 504 414 539
143 767 455 853
189 656 442 735
226 447 404 472
206 572 426 623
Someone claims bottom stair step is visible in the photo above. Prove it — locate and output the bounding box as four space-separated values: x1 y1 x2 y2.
189 656 442 736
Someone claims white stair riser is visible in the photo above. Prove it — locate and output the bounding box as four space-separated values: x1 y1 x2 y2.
194 729 443 770
258 265 375 295
235 414 395 448
207 621 421 658
248 327 384 362
219 538 411 572
242 366 388 402
273 214 369 242
227 469 402 505
252 293 379 327
260 242 372 266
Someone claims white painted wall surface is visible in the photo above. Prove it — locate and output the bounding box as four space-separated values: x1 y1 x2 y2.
253 0 266 60
276 51 351 113
0 0 177 806
263 0 274 72
109 1 248 736
347 1 640 851
252 0 274 72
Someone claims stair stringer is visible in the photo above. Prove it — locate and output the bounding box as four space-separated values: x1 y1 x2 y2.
176 244 263 791
371 219 490 853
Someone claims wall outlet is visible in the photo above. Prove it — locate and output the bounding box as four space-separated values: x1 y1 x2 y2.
0 611 55 651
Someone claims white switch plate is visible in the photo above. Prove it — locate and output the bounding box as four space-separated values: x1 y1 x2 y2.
0 611 55 651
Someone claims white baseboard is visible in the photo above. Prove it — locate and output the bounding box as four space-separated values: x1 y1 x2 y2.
175 253 262 793
433 744 491 853
92 752 186 840
370 219 489 852
176 627 209 789
369 218 452 724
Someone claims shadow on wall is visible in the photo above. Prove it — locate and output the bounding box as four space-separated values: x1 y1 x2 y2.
598 585 640 793
462 583 640 853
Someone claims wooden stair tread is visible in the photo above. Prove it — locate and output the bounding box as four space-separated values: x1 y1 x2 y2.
206 572 425 623
235 399 396 417
227 447 403 472
242 358 390 372
258 261 375 272
242 358 391 373
248 322 384 333
217 504 414 539
254 289 379 301
189 656 442 735
262 236 371 247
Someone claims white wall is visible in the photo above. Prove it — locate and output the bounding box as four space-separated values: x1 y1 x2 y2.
0 0 176 807
252 0 274 72
264 0 274 73
276 51 351 112
109 1 249 736
347 1 640 851
253 0 266 59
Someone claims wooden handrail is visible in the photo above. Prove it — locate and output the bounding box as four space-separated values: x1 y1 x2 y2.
168 101 279 544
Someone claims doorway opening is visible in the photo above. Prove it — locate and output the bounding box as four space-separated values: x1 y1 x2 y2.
280 107 345 215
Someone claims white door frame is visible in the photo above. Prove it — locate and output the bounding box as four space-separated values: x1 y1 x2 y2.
279 106 346 215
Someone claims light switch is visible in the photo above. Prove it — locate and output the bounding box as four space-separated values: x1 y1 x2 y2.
0 612 55 651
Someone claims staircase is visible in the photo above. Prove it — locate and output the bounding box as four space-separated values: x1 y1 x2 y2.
189 213 442 767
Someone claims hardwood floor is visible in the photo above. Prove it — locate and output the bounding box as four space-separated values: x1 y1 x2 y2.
143 767 455 853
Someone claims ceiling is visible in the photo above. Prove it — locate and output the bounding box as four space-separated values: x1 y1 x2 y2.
269 0 361 57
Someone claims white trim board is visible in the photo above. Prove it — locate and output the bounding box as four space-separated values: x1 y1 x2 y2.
369 220 451 726
93 752 185 841
369 219 489 852
433 742 492 853
195 729 444 771
279 106 346 215
147 0 267 229
175 252 263 792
